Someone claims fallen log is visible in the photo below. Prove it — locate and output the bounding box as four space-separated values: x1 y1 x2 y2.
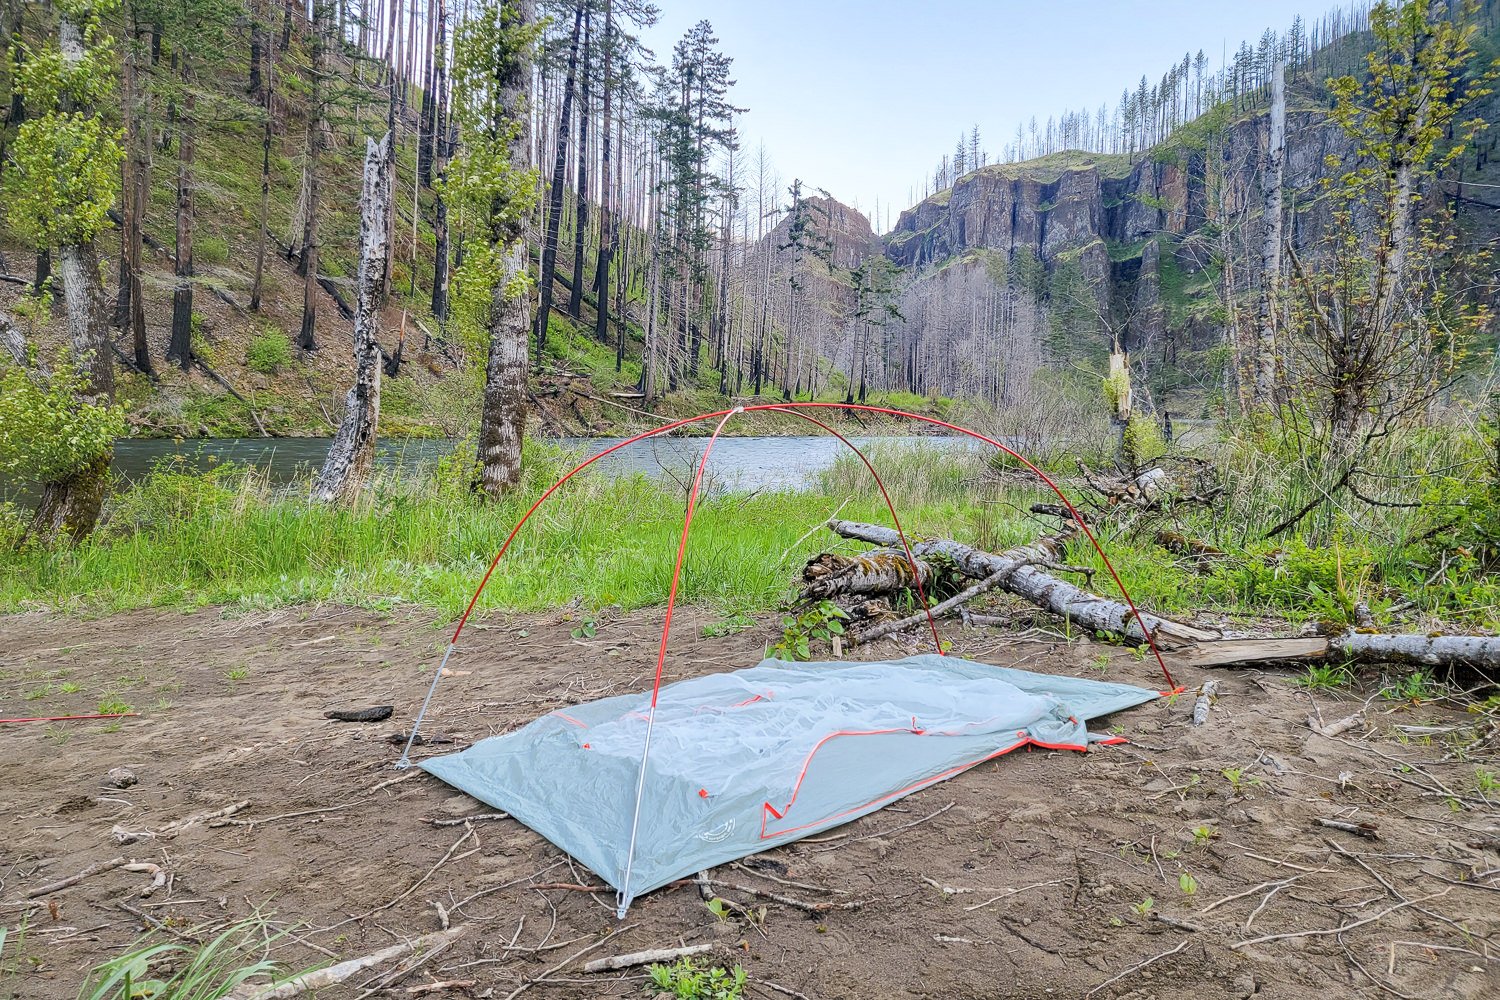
1172 633 1500 674
802 549 932 601
825 519 1218 647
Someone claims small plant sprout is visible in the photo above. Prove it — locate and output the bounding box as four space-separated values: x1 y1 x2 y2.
771 601 848 661
569 618 597 640
1475 768 1497 795
96 697 133 716
646 956 747 999
1298 663 1353 689
1221 767 1260 793
1178 872 1199 895
1092 652 1110 673
1130 896 1154 916
226 668 249 682
1191 825 1219 847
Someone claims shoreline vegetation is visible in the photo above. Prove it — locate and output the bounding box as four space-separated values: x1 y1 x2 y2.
4 428 1497 639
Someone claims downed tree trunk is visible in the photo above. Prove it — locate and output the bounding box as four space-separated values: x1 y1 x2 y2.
824 520 1218 647
802 550 931 601
1176 634 1500 674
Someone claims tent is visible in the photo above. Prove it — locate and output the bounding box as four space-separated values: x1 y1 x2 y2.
400 402 1179 916
422 654 1158 913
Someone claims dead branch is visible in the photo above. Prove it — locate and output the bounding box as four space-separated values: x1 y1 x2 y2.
854 567 1013 644
1231 891 1449 949
1315 818 1380 840
1191 680 1220 726
1178 632 1500 673
582 943 714 974
711 882 863 914
825 520 1217 647
25 857 127 898
1084 940 1189 997
228 927 467 1000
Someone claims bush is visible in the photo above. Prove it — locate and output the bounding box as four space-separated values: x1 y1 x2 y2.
197 235 229 264
0 355 125 486
245 330 294 375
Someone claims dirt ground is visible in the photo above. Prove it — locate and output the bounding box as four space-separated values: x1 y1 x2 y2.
2 604 1497 1000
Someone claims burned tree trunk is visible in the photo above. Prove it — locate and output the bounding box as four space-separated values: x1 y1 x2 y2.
823 519 1219 647
311 133 394 505
1253 60 1286 407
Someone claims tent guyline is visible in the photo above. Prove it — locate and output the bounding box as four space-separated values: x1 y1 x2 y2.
393 402 1180 915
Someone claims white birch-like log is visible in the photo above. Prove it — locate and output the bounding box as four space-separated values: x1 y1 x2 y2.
826 519 1219 647
1254 60 1286 406
312 132 393 504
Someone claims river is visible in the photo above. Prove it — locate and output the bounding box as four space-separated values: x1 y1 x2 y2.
89 434 976 494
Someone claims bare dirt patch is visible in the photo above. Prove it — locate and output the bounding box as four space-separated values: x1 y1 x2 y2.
2 605 1497 999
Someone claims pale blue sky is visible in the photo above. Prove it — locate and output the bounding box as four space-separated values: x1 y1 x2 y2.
639 0 1320 230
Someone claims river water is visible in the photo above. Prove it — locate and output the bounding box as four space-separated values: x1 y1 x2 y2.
92 434 975 494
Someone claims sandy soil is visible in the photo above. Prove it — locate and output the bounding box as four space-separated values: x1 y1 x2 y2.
2 604 1497 999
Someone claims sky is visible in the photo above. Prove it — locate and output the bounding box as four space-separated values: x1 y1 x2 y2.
638 0 1321 232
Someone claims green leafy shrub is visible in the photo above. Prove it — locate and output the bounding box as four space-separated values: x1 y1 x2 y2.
771 600 847 661
197 235 229 264
245 330 294 375
646 957 746 1000
0 357 125 486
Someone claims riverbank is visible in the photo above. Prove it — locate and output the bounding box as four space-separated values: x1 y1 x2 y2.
4 603 1496 999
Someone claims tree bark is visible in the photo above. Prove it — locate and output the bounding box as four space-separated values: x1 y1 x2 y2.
533 1 583 352
592 0 614 345
474 0 535 496
166 88 196 370
1173 633 1500 674
567 8 591 322
299 1 328 351
1253 61 1285 408
312 133 394 505
824 519 1218 647
116 21 151 373
429 0 450 323
250 0 278 313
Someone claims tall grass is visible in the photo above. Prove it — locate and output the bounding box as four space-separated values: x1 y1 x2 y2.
0 442 1007 620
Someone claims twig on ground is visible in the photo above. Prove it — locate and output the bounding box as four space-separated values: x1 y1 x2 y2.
815 801 954 851
211 804 354 828
406 982 475 995
24 857 127 898
1200 872 1324 914
713 881 863 914
730 862 839 894
422 813 509 827
962 879 1071 912
367 772 421 794
1192 680 1220 726
500 925 635 1000
582 943 713 974
1084 941 1189 998
228 927 467 1000
1316 817 1380 840
1231 891 1450 949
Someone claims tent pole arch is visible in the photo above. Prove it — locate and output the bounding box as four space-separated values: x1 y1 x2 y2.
397 403 1178 779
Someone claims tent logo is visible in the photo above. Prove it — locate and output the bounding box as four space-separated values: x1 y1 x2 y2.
698 819 735 843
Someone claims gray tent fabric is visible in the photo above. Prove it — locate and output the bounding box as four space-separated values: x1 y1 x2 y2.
421 654 1158 912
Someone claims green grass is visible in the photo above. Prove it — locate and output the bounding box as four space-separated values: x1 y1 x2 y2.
0 442 1014 620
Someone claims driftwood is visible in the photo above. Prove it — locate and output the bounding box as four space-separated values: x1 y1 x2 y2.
1191 679 1220 726
824 519 1218 647
802 550 930 601
582 943 713 974
228 927 467 1000
1172 634 1500 674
